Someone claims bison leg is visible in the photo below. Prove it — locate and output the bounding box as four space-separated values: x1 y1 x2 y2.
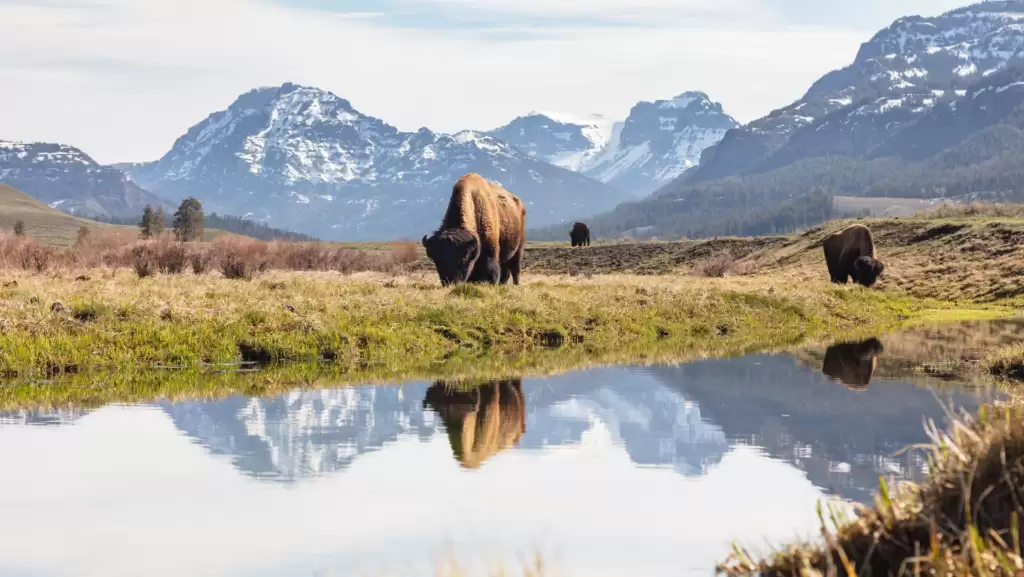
508 246 523 286
500 264 511 285
469 259 500 284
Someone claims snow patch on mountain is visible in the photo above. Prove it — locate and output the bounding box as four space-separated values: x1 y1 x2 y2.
489 91 738 196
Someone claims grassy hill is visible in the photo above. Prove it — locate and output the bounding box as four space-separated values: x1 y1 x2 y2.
0 184 243 246
406 207 1024 305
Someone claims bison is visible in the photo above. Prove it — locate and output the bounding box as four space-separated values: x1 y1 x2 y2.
422 173 526 286
823 224 885 287
570 222 591 247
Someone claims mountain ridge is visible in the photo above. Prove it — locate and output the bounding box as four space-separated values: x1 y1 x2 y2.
487 91 738 196
122 83 629 241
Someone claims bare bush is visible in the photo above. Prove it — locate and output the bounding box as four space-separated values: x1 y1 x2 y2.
154 237 189 274
216 237 269 280
131 244 158 278
188 246 216 275
693 253 755 278
0 231 423 278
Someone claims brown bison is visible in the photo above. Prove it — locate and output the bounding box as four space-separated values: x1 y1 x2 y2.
422 173 526 286
422 379 526 469
821 338 884 391
570 222 590 247
822 224 885 287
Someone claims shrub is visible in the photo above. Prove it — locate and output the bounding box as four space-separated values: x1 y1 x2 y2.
155 238 189 274
188 246 216 275
693 253 755 278
216 237 269 280
131 244 158 278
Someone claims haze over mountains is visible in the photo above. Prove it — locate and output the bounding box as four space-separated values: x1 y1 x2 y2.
3 1 1024 241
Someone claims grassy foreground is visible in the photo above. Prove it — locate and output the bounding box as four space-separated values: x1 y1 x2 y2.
0 268 986 380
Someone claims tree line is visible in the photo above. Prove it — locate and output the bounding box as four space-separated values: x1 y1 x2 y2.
93 200 319 242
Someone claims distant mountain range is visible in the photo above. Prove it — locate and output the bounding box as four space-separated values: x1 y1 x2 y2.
486 92 739 197
0 141 171 219
2 88 735 241
568 1 1024 240
116 83 633 240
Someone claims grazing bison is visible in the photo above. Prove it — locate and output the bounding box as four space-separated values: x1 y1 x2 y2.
422 379 526 469
570 222 591 247
422 173 526 286
821 338 884 391
822 224 885 287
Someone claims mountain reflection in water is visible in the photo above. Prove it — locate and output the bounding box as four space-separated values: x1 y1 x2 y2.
2 352 989 503
0 347 996 577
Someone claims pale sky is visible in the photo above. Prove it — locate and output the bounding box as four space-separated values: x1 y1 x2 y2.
0 0 972 164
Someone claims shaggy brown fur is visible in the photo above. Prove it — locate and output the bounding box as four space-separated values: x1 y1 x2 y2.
422 173 526 285
422 380 526 469
821 338 884 391
822 223 885 287
570 222 591 247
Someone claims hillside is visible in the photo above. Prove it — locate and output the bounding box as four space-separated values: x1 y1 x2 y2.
0 184 126 246
0 185 243 246
686 1 1024 185
422 211 1024 305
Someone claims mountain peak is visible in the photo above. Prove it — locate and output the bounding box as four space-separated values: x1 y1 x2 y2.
657 91 713 110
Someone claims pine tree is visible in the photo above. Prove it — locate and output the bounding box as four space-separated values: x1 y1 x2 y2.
172 197 204 242
13 220 25 237
153 207 166 236
139 205 156 239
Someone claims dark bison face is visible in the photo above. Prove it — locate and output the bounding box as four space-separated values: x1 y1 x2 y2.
422 230 480 286
853 257 885 287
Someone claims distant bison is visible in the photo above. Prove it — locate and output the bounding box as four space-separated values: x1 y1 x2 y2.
422 379 526 469
822 338 884 391
422 173 526 286
822 224 885 287
570 222 591 247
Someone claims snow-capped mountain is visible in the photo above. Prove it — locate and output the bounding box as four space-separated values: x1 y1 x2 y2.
687 0 1024 184
124 83 627 241
0 141 170 218
486 111 618 173
488 92 738 196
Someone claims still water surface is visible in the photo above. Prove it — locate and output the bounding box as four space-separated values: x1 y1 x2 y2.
0 338 1001 577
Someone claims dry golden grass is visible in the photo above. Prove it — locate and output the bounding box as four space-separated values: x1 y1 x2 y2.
0 184 127 246
719 401 1024 577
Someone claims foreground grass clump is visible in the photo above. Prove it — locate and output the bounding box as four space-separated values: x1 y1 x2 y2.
719 402 1024 577
985 344 1024 382
0 269 972 378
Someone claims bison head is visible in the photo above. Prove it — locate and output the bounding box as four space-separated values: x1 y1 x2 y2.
853 256 885 287
422 229 480 286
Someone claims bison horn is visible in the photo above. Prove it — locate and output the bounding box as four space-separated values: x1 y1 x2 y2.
421 235 429 247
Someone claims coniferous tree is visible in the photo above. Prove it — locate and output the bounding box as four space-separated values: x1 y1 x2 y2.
172 197 204 242
153 207 166 236
13 220 25 237
139 205 156 239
